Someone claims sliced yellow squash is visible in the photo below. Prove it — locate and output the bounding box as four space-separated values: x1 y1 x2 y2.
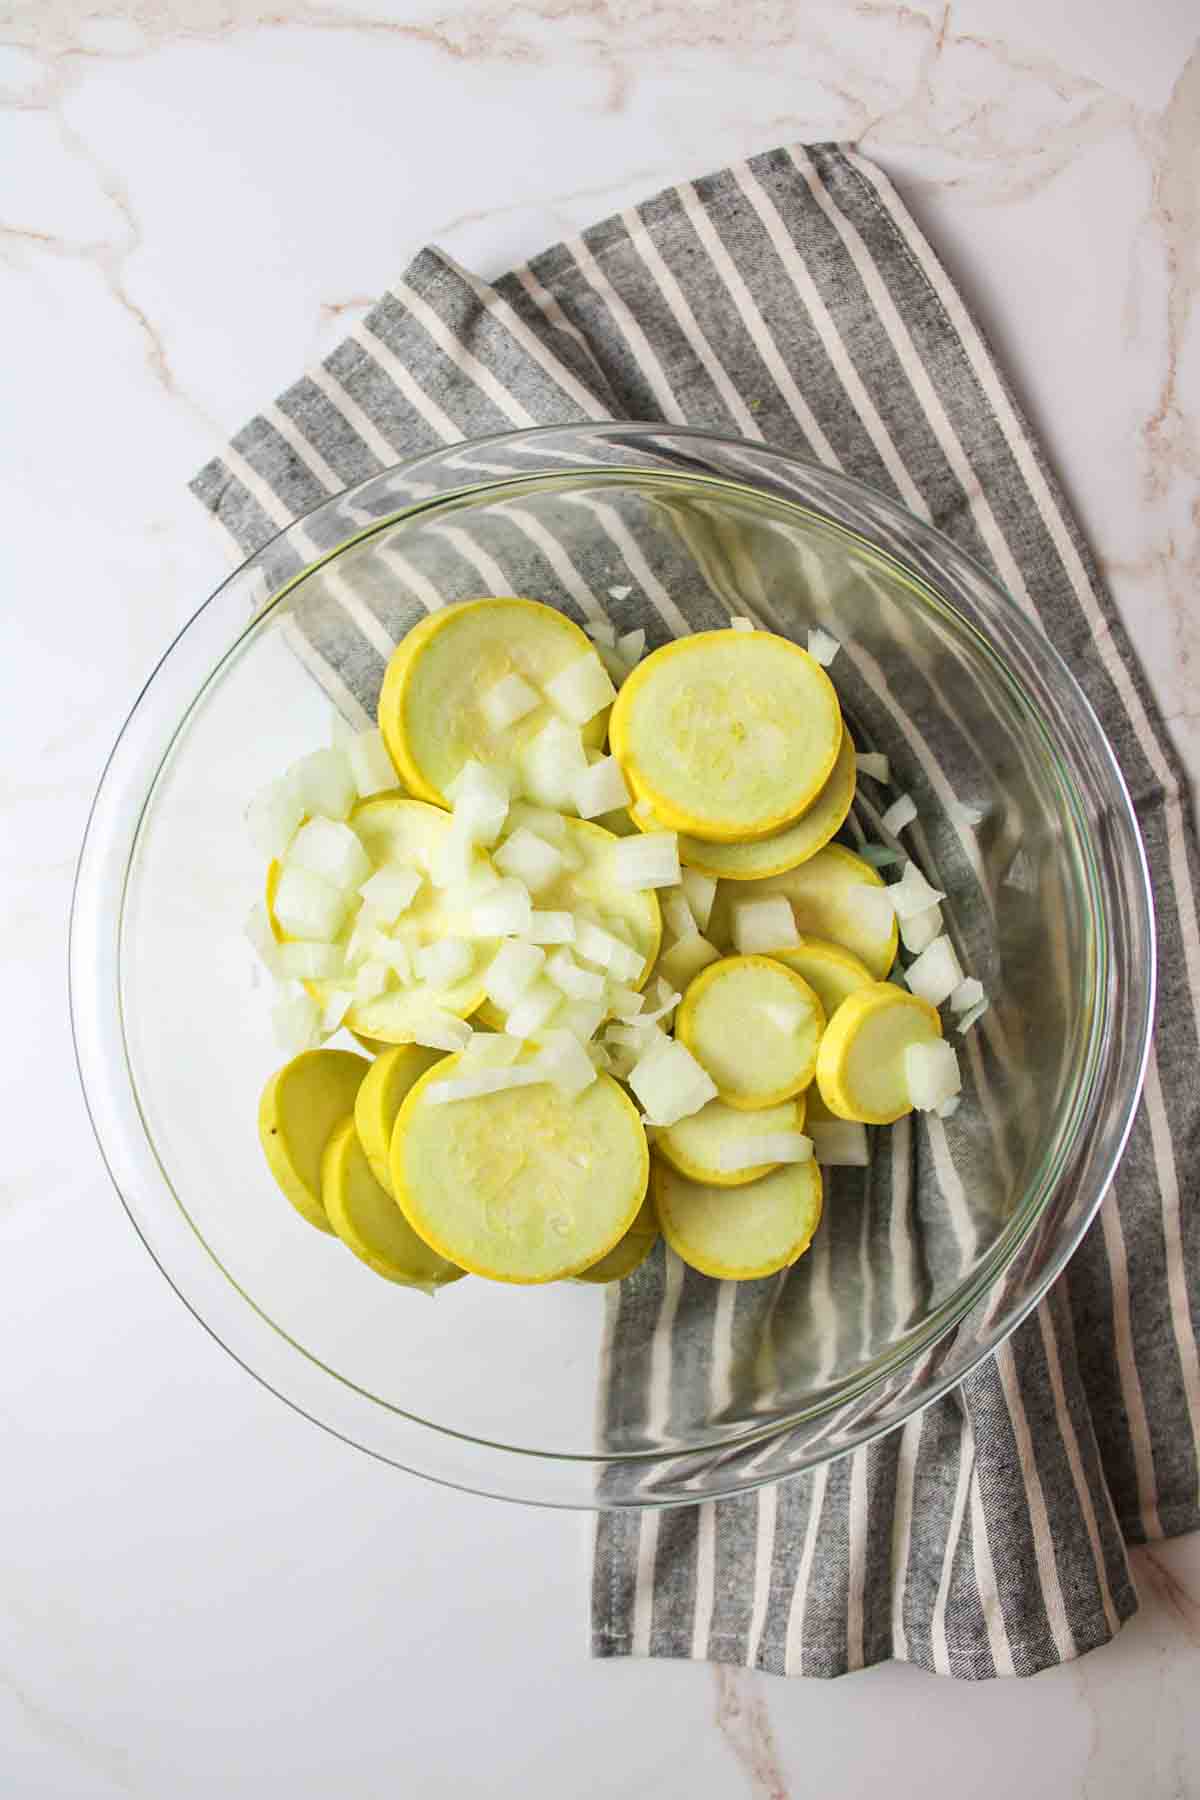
707 843 898 979
575 1193 659 1283
662 730 856 879
379 598 609 804
353 1043 445 1191
653 1156 823 1281
814 981 941 1124
656 1096 806 1188
391 1054 649 1283
771 935 875 1022
258 1049 371 1234
608 629 843 843
675 954 825 1110
321 1116 464 1290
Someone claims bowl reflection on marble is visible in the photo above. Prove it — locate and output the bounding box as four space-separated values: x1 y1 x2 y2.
70 424 1153 1507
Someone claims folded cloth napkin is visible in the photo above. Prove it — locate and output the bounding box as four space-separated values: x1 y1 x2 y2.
192 143 1200 1679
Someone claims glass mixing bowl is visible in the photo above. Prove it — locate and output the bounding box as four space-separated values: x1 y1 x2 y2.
71 425 1153 1506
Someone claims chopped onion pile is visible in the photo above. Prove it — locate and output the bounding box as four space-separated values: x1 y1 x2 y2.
485 941 546 1011
469 878 533 940
546 949 605 1000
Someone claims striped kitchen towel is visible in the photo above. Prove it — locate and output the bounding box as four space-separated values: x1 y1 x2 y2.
192 144 1200 1678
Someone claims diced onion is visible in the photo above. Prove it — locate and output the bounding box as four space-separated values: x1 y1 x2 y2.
555 998 607 1043
493 827 564 895
715 1132 814 1173
858 845 901 869
950 801 987 829
657 933 721 990
546 950 605 1000
528 910 575 944
271 983 321 1054
732 896 799 954
904 1040 962 1111
273 866 350 941
855 751 891 784
808 1120 870 1166
484 941 546 1012
287 816 372 891
425 1067 547 1104
458 1033 523 1071
607 585 632 601
276 941 345 980
505 801 567 844
612 832 681 892
320 990 354 1034
545 653 617 726
639 987 682 1028
848 884 896 941
936 1095 961 1120
342 911 376 971
729 616 755 633
616 628 645 666
504 978 562 1040
480 673 541 733
584 619 617 647
573 919 621 971
956 998 990 1036
520 718 589 810
355 960 391 1004
408 1012 473 1053
415 937 474 989
533 1029 598 1098
359 865 422 921
628 1036 718 1127
468 877 533 939
887 860 947 921
903 935 964 1007
245 902 281 976
446 760 510 847
246 773 305 860
291 747 356 822
428 822 476 890
807 628 840 667
371 933 412 980
881 794 917 835
346 727 399 798
574 756 631 820
594 642 629 685
605 984 645 1019
899 903 944 955
662 890 697 941
950 977 984 1014
679 869 716 932
763 1000 809 1035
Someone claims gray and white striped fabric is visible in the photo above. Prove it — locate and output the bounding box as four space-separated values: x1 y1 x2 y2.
192 144 1200 1679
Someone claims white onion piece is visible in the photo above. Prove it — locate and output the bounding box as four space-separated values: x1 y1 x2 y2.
732 896 799 954
950 977 985 1014
763 1000 808 1035
276 941 344 980
408 1012 473 1053
899 902 944 955
594 641 630 685
555 998 607 1043
662 890 697 941
608 585 632 602
504 978 561 1040
273 866 350 941
807 628 840 667
415 938 474 989
493 827 564 895
527 910 575 944
506 801 567 844
320 989 354 1034
545 652 617 725
533 1029 598 1098
347 728 398 798
855 751 891 784
679 869 716 932
272 983 321 1054
848 884 897 942
950 801 987 829
657 933 720 990
716 1132 814 1173
639 987 682 1028
371 933 412 980
425 1066 546 1104
342 911 376 971
605 984 645 1019
287 816 372 891
612 832 681 892
1003 848 1037 893
936 1095 961 1119
458 1033 523 1071
520 718 589 809
484 941 546 1012
616 627 646 666
291 747 356 822
545 950 605 1000
904 935 964 1007
355 960 390 1003
729 616 755 633
446 760 510 847
956 998 990 1036
245 902 281 976
808 1120 870 1166
881 793 917 835
584 619 617 647
887 860 947 921
359 865 422 921
480 673 540 733
904 1040 962 1111
246 773 305 860
574 756 631 820
469 878 533 939
429 822 476 890
573 919 621 970
628 1037 718 1127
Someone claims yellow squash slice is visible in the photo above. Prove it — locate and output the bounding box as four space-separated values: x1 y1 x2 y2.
661 730 856 879
814 982 942 1124
653 1156 823 1281
609 629 843 843
391 1055 649 1283
707 843 898 979
321 1116 464 1290
353 1043 445 1191
257 1049 371 1234
575 1193 659 1284
675 955 825 1111
656 1096 806 1188
771 936 875 1023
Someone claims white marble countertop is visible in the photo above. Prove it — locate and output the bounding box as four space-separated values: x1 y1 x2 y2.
4 2 1199 1794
